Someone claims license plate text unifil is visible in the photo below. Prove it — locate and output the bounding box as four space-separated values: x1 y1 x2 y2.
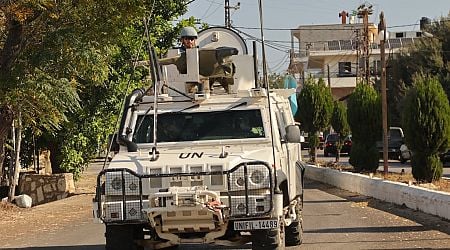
234 219 278 231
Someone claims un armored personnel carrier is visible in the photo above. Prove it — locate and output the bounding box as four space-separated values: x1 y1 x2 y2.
93 27 305 250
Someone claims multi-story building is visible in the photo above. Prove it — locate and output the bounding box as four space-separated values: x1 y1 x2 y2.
288 13 429 100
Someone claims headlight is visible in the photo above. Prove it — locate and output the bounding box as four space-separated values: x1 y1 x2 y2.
229 164 271 191
105 171 140 195
236 177 245 186
249 170 266 185
111 177 122 190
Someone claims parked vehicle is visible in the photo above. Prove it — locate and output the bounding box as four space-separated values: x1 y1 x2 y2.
318 132 325 149
399 144 412 164
342 134 352 154
440 149 450 166
324 133 351 157
376 127 405 162
397 144 450 166
299 131 324 150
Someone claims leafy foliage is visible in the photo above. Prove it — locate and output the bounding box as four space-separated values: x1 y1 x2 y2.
347 83 381 171
331 101 350 161
0 1 195 179
401 75 450 182
296 77 333 161
386 14 450 127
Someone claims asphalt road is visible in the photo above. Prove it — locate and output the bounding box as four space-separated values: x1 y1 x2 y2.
308 149 450 178
2 179 449 249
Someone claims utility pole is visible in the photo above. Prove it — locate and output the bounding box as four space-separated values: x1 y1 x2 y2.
355 29 360 84
225 0 240 28
357 3 373 84
225 0 230 28
379 11 389 176
327 64 331 89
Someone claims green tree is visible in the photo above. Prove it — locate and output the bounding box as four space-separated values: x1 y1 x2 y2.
401 75 450 182
0 1 192 180
331 101 350 162
347 83 381 172
268 73 285 89
386 14 450 127
296 77 333 162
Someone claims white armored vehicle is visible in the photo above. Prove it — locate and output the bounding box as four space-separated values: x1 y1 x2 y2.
93 27 305 250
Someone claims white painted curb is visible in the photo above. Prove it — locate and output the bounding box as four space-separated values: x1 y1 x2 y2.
304 164 450 220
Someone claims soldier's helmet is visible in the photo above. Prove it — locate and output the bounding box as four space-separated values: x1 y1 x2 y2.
180 27 198 38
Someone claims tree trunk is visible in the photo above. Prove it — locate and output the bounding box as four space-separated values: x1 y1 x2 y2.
8 111 21 202
0 105 14 185
0 15 24 74
335 139 342 163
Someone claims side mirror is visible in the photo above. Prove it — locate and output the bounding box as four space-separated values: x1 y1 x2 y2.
285 125 302 143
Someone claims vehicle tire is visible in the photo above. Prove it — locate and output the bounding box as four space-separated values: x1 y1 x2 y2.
105 224 144 250
251 224 285 250
285 205 303 246
400 156 407 164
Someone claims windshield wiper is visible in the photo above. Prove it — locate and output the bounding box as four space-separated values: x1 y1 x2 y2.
224 101 247 111
175 103 200 113
133 106 154 139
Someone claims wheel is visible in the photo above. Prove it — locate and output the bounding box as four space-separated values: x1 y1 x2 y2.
105 224 144 250
251 224 285 250
285 204 303 246
400 156 407 164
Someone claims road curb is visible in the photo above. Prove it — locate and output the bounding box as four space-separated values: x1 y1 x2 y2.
304 164 450 220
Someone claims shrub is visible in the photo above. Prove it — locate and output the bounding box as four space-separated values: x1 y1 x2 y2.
401 75 450 182
347 83 381 172
296 78 333 162
331 101 350 161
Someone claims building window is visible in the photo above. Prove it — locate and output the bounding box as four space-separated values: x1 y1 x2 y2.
370 60 381 76
338 62 354 77
395 32 404 38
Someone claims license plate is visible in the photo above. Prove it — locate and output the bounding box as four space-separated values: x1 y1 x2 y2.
234 219 278 231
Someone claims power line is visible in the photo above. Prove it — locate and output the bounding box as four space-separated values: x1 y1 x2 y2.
230 23 427 31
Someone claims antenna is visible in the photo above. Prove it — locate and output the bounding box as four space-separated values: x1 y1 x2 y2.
143 17 160 161
257 0 279 192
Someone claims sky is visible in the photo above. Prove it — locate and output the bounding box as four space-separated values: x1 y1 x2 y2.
183 0 450 73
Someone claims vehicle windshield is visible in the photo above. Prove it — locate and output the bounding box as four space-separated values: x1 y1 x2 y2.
389 129 402 139
133 109 265 143
326 133 339 142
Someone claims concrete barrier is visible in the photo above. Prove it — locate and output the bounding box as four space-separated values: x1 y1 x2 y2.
304 164 450 220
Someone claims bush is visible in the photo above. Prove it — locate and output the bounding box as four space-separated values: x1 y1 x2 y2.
296 78 333 162
349 141 379 172
402 75 450 182
331 101 350 161
347 83 381 171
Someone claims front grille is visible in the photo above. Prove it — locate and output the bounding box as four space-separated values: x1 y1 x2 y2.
95 161 273 222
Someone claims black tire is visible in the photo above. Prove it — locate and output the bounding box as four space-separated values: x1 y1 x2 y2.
105 224 144 250
251 225 285 250
285 207 303 246
400 156 407 164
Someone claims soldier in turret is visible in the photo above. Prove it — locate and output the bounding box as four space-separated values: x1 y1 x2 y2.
179 26 198 50
173 26 198 74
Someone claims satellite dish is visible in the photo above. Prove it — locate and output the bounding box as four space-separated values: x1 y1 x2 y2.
197 27 248 55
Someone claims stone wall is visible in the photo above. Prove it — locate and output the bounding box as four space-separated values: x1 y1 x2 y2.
19 173 75 206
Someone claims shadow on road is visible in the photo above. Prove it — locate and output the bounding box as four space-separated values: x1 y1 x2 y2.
1 246 104 250
305 178 450 235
